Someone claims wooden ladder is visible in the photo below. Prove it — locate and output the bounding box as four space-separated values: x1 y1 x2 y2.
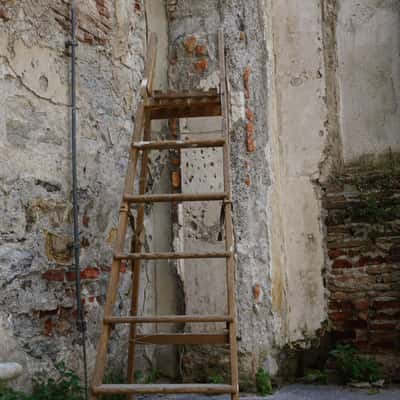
91 31 239 400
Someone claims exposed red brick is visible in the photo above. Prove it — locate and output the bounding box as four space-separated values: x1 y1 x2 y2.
97 5 110 19
169 118 178 136
87 296 96 303
0 7 10 21
134 0 142 15
38 309 59 318
42 269 65 282
195 44 208 56
329 310 353 321
328 300 353 310
358 311 368 321
244 175 251 186
243 66 251 99
171 158 180 166
183 35 197 53
358 255 386 267
348 249 362 257
82 32 95 45
354 299 369 311
328 249 346 259
120 262 128 273
97 38 108 46
195 59 209 73
80 267 101 280
252 282 262 303
246 122 256 152
373 300 400 310
332 259 352 269
81 237 90 248
246 108 254 122
82 213 90 227
44 319 53 336
65 271 77 282
171 171 181 189
344 319 367 329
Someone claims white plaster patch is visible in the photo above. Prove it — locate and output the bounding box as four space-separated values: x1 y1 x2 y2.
230 90 245 123
199 70 219 91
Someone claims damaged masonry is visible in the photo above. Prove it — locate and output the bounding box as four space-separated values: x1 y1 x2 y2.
0 0 399 397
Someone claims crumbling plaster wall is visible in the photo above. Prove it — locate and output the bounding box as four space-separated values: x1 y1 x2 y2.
265 0 400 356
266 0 328 349
167 0 275 380
0 0 173 388
337 0 400 162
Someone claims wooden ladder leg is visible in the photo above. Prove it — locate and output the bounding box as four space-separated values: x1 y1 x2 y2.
225 204 239 400
91 111 145 399
218 30 239 400
90 212 131 399
127 113 152 392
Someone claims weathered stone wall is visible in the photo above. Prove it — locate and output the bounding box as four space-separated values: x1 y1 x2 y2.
324 154 400 379
0 0 173 389
167 0 274 383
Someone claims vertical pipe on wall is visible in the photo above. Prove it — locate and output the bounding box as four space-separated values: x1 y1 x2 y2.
69 1 88 398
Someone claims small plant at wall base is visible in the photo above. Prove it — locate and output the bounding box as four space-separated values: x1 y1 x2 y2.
330 344 381 384
208 374 224 384
0 362 84 400
255 368 273 396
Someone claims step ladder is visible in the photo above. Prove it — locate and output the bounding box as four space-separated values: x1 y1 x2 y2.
91 31 239 399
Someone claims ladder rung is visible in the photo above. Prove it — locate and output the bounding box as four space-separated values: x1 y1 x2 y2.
93 383 234 395
124 192 228 203
146 99 221 120
115 251 232 260
104 315 232 324
135 333 229 345
132 139 225 150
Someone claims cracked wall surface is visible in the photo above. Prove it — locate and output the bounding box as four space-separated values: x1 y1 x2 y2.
0 0 175 389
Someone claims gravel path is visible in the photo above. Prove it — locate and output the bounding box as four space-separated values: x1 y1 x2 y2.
137 384 400 400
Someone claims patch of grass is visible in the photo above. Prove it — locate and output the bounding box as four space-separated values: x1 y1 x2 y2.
330 344 381 384
255 368 273 396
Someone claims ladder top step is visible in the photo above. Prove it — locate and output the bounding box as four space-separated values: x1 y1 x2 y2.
104 315 233 324
132 139 225 150
93 383 234 395
152 89 219 99
115 251 232 260
145 97 221 120
124 192 228 204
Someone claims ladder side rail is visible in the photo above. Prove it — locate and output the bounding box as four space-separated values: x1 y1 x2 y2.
91 34 158 396
218 30 240 400
127 113 152 385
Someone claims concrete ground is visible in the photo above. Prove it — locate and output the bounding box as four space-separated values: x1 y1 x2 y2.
138 384 400 400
